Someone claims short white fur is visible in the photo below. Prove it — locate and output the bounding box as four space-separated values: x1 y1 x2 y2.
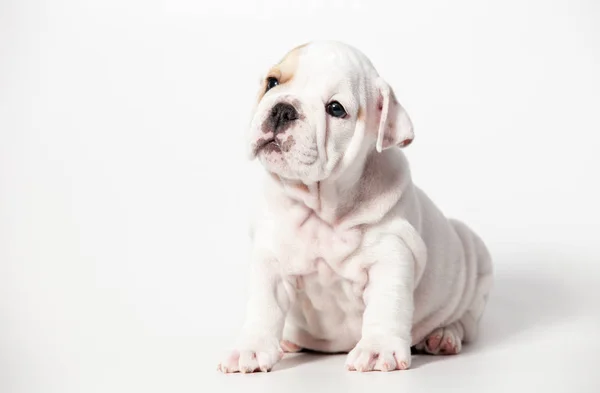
218 41 493 373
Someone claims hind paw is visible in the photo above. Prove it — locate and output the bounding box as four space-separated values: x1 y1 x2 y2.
416 323 463 355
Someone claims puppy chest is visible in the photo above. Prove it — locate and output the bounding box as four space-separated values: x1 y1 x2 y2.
270 209 369 341
273 211 364 277
275 212 369 311
295 259 367 311
289 260 367 343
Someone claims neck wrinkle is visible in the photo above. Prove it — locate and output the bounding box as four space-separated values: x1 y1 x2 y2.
273 149 409 229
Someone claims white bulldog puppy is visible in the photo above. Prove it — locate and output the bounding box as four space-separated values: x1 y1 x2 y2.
218 41 493 373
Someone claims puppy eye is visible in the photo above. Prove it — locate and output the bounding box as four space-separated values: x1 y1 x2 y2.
265 77 279 92
325 101 347 118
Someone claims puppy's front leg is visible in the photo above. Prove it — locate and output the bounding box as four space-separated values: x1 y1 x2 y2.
346 236 414 372
218 251 291 373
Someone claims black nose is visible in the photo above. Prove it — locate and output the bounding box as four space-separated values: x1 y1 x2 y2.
269 102 298 133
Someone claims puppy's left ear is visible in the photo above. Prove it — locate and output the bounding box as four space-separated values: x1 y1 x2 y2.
375 78 414 152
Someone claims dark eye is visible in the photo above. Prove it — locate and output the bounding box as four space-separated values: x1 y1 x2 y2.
265 77 279 92
325 101 347 118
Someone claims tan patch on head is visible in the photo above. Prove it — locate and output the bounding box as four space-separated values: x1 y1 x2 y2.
357 106 365 121
269 44 306 84
257 43 309 102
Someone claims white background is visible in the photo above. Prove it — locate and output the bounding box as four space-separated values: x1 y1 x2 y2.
1 0 600 392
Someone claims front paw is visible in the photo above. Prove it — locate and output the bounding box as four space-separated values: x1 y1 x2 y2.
217 336 284 374
345 336 411 372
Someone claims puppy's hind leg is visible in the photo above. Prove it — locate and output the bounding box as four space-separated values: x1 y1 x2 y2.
458 268 493 343
447 219 494 343
456 224 493 343
414 322 464 355
415 221 493 356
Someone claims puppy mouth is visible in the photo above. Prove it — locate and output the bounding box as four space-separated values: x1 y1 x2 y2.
254 137 282 156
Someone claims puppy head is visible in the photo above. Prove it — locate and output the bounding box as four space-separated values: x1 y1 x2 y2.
248 41 413 183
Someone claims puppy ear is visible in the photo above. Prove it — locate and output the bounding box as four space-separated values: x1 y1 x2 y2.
375 78 414 152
